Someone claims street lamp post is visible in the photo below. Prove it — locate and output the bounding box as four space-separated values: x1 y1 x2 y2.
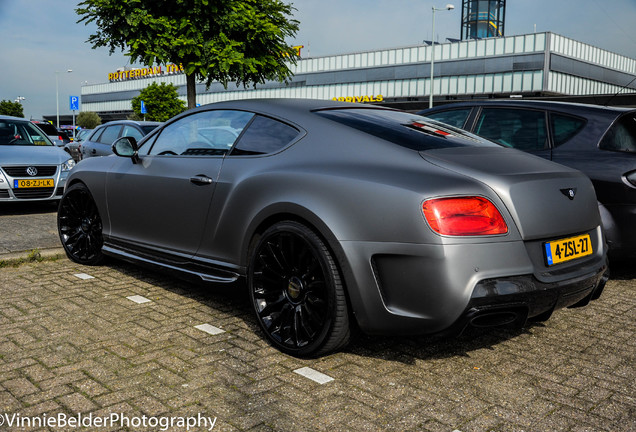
429 4 455 108
56 69 73 128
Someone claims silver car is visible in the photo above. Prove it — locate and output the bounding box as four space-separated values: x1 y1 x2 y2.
0 115 75 201
57 99 609 357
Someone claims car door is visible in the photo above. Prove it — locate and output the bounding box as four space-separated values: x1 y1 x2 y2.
96 125 123 156
104 110 253 256
472 107 552 160
195 114 304 263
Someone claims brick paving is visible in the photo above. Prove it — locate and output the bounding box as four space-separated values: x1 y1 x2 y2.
0 257 635 432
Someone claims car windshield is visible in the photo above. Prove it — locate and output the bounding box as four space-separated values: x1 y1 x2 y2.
316 108 500 151
0 120 54 146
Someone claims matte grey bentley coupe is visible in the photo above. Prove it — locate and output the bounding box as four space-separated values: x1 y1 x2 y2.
58 99 609 357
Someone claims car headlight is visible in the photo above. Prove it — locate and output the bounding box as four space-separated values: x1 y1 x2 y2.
62 158 76 172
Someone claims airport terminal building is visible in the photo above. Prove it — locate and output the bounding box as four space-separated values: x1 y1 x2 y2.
76 31 636 121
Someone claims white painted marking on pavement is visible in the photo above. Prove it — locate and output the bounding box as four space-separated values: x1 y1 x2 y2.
294 367 334 384
195 324 225 335
126 295 151 304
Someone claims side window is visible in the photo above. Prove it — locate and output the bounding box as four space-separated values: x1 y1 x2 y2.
97 125 122 144
475 108 548 151
551 113 586 147
231 116 300 156
147 110 253 156
121 125 145 141
88 128 104 142
424 109 472 129
600 113 636 153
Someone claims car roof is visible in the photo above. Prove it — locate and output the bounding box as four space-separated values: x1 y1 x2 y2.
424 99 636 115
175 98 395 125
96 120 161 127
0 115 29 121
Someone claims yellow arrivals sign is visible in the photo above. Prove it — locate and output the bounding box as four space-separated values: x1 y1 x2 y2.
332 95 384 103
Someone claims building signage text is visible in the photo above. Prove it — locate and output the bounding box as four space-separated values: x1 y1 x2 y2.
332 95 384 103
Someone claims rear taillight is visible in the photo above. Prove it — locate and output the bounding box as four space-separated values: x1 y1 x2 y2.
422 196 508 236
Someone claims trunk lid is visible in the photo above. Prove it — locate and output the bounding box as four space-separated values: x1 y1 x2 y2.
420 147 600 240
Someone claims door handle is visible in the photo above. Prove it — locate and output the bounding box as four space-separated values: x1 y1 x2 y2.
190 175 214 185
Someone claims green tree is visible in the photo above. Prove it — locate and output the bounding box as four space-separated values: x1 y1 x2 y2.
131 82 186 122
77 111 102 129
0 100 24 117
77 0 299 109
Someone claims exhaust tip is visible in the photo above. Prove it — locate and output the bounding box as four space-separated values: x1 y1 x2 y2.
470 311 521 328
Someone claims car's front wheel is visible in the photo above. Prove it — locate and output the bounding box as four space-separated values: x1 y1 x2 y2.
57 183 104 265
248 221 350 357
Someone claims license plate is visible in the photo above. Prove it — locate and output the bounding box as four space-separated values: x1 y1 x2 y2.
13 179 54 188
544 234 593 266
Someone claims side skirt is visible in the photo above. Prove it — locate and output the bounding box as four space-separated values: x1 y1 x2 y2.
102 242 241 284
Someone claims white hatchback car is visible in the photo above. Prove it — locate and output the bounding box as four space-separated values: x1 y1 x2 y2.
0 115 75 201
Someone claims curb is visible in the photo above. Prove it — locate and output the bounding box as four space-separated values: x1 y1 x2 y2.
0 247 66 265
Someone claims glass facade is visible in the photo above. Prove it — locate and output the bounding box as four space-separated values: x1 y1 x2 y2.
461 0 506 40
80 32 636 115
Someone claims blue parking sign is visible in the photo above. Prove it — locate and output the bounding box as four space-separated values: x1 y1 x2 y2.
140 100 147 114
69 96 79 111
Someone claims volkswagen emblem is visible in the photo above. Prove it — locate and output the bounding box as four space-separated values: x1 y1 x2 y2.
26 166 38 177
560 188 577 200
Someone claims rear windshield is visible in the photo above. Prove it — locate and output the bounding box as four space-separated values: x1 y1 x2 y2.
0 120 54 146
600 112 636 153
315 108 499 151
32 122 58 135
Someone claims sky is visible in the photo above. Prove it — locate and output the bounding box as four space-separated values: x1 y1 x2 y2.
1 0 636 120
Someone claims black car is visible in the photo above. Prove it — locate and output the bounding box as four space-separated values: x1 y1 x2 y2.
31 120 69 147
81 120 160 158
419 100 636 259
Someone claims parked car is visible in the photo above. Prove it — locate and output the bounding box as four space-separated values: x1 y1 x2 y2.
63 128 93 162
419 100 636 259
58 99 608 357
31 120 69 147
0 115 75 201
80 120 160 158
75 128 93 143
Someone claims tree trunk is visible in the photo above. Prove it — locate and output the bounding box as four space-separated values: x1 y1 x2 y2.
186 73 197 109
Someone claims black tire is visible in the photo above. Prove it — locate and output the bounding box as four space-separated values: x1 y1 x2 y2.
248 221 350 357
57 183 104 265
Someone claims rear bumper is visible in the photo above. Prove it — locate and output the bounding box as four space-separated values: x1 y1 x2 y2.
443 266 609 336
339 227 608 336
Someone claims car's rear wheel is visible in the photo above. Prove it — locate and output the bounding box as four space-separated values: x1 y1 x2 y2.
57 183 104 265
248 221 350 357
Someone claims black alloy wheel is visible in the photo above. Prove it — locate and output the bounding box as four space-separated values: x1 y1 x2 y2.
248 221 350 357
57 183 104 265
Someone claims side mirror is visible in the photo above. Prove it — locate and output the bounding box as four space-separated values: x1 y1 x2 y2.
112 136 140 164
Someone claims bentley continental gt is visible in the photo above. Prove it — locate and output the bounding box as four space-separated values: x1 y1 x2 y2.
57 99 609 357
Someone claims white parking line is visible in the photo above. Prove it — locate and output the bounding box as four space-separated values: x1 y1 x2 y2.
293 367 334 384
74 273 94 280
126 295 152 304
195 324 225 335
